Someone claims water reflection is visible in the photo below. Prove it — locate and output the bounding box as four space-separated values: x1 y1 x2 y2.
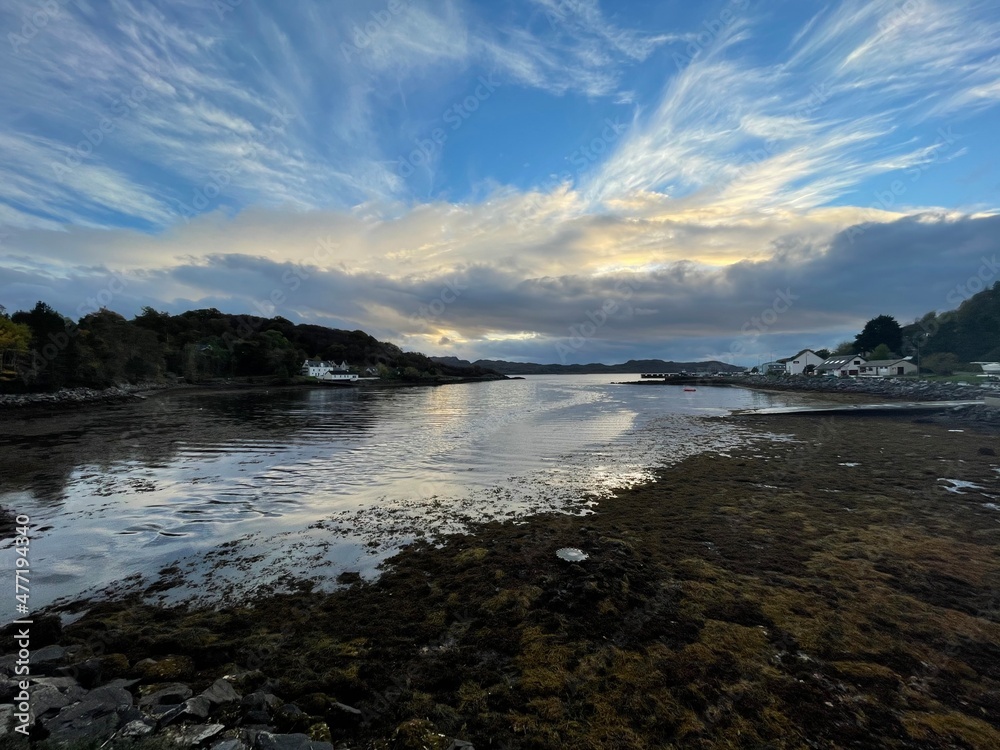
0 377 803 608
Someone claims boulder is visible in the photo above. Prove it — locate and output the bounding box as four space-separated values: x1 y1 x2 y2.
139 682 194 710
200 678 241 706
44 685 133 742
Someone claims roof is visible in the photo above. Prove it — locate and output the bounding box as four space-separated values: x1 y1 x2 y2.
862 359 912 367
817 354 867 369
789 348 820 360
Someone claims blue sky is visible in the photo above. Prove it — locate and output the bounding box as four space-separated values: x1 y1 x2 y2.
1 0 999 365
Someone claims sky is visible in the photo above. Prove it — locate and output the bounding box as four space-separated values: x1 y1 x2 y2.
1 0 999 366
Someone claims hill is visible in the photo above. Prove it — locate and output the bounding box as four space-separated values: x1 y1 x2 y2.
429 356 743 375
1 303 501 392
901 281 1000 363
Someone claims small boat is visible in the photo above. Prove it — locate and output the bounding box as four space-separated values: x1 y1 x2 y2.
683 387 696 392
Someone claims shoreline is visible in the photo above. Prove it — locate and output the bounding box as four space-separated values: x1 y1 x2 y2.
0 374 510 412
4 407 1000 747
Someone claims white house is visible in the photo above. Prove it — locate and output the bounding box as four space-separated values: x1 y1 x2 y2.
858 358 918 377
784 349 826 376
761 360 787 375
816 354 867 377
301 359 358 381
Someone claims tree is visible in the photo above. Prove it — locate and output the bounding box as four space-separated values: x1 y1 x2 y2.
868 343 895 361
854 315 902 355
833 341 855 355
815 349 831 360
922 352 960 375
0 317 31 352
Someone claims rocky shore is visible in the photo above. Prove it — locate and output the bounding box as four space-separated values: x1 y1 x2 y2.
2 409 999 748
0 384 161 410
725 373 996 402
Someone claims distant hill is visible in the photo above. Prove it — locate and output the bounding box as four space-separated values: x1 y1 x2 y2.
429 357 743 375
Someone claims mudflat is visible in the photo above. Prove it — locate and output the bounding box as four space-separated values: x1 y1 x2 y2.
32 412 1000 748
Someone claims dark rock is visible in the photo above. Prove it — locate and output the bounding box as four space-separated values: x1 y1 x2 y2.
139 682 193 709
241 691 282 712
213 740 249 750
30 684 72 719
242 709 271 725
60 657 103 687
274 703 309 732
0 614 61 648
29 644 66 664
336 571 362 584
201 678 241 706
162 695 213 725
45 685 132 741
447 742 475 750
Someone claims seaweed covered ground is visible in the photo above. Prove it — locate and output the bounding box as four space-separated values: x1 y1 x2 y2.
32 413 1000 748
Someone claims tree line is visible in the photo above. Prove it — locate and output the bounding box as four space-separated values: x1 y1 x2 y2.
0 303 492 393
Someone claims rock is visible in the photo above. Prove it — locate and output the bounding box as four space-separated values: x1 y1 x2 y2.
200 678 241 706
447 742 475 750
0 677 17 702
242 691 282 711
0 704 13 735
139 682 193 709
274 703 309 732
30 684 72 719
163 723 226 746
30 644 67 664
45 685 133 741
213 740 249 750
60 657 103 687
121 719 155 737
162 695 213 724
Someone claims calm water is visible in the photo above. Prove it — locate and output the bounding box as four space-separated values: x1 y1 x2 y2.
0 376 801 612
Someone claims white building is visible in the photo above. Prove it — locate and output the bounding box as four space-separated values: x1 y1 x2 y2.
301 359 358 381
816 355 867 377
784 349 826 376
858 358 918 377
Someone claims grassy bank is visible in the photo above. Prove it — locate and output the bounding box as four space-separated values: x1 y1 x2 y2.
25 413 1000 748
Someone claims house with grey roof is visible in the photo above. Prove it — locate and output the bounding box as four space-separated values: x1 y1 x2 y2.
816 354 867 377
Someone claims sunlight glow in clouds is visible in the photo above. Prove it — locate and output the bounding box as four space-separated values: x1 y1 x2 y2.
1 0 999 364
